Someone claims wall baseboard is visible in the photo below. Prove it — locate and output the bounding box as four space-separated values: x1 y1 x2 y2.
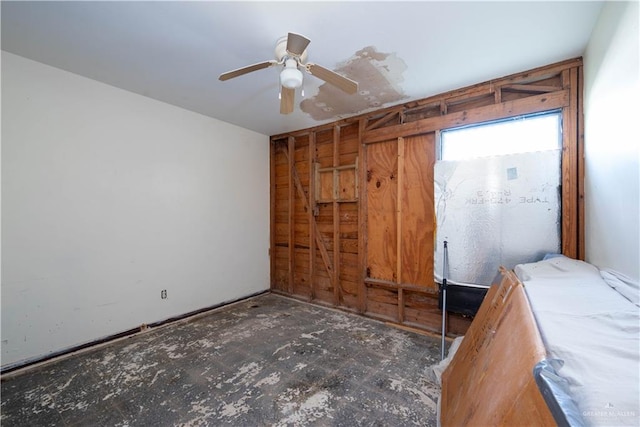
1 290 270 377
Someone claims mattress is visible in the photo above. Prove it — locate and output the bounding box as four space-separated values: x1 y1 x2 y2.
515 256 640 426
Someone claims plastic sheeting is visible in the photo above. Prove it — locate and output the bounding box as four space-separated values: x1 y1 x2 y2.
534 359 585 427
434 149 561 285
428 336 465 387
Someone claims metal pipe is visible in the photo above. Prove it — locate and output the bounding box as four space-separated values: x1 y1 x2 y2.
441 240 448 360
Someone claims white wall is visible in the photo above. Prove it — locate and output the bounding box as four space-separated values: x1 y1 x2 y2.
583 1 640 282
1 52 270 367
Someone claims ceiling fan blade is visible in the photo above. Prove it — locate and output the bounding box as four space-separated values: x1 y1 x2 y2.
307 63 358 94
219 60 277 81
286 33 311 57
280 87 295 114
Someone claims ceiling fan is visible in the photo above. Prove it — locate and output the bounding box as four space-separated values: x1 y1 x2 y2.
219 33 359 114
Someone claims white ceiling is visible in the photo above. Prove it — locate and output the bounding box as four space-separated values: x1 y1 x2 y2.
1 1 603 136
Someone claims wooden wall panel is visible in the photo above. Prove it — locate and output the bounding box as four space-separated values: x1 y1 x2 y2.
271 58 584 337
446 93 495 113
339 123 360 165
271 140 289 293
318 171 334 201
308 132 316 301
340 254 359 281
365 286 399 321
401 133 435 288
313 249 333 305
315 131 334 168
366 141 398 282
338 169 357 200
404 291 440 331
287 137 295 294
272 246 288 292
270 137 277 294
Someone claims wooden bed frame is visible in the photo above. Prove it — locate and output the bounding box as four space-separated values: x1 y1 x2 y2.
441 267 556 426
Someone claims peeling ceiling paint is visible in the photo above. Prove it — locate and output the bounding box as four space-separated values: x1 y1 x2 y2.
301 46 408 121
1 1 604 135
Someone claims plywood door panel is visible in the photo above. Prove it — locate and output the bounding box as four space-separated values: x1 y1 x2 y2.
366 141 398 281
401 133 435 288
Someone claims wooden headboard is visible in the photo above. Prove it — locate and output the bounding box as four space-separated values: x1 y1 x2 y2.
441 268 556 426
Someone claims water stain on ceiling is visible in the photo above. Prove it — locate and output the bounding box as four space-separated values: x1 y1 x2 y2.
301 46 408 121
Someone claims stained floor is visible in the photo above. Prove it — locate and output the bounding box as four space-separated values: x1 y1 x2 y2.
1 293 442 426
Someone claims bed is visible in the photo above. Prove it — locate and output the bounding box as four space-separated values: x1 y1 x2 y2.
440 256 639 426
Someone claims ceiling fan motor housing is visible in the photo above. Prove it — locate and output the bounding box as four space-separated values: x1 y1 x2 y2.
275 36 308 63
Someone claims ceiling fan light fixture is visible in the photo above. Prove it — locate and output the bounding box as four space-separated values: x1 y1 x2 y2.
219 33 359 115
280 59 303 89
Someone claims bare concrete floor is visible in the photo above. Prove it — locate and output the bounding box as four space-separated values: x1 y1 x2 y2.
1 293 442 426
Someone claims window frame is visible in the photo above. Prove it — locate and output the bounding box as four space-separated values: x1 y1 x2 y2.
437 110 563 161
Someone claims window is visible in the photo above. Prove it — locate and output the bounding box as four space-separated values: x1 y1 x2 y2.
434 111 563 285
439 111 562 160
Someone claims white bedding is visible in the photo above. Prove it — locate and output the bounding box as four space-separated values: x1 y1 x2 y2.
515 257 640 426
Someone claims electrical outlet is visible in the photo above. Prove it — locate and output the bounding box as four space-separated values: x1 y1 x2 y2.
161 289 167 299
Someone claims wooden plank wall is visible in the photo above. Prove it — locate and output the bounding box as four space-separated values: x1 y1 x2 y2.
270 58 584 336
